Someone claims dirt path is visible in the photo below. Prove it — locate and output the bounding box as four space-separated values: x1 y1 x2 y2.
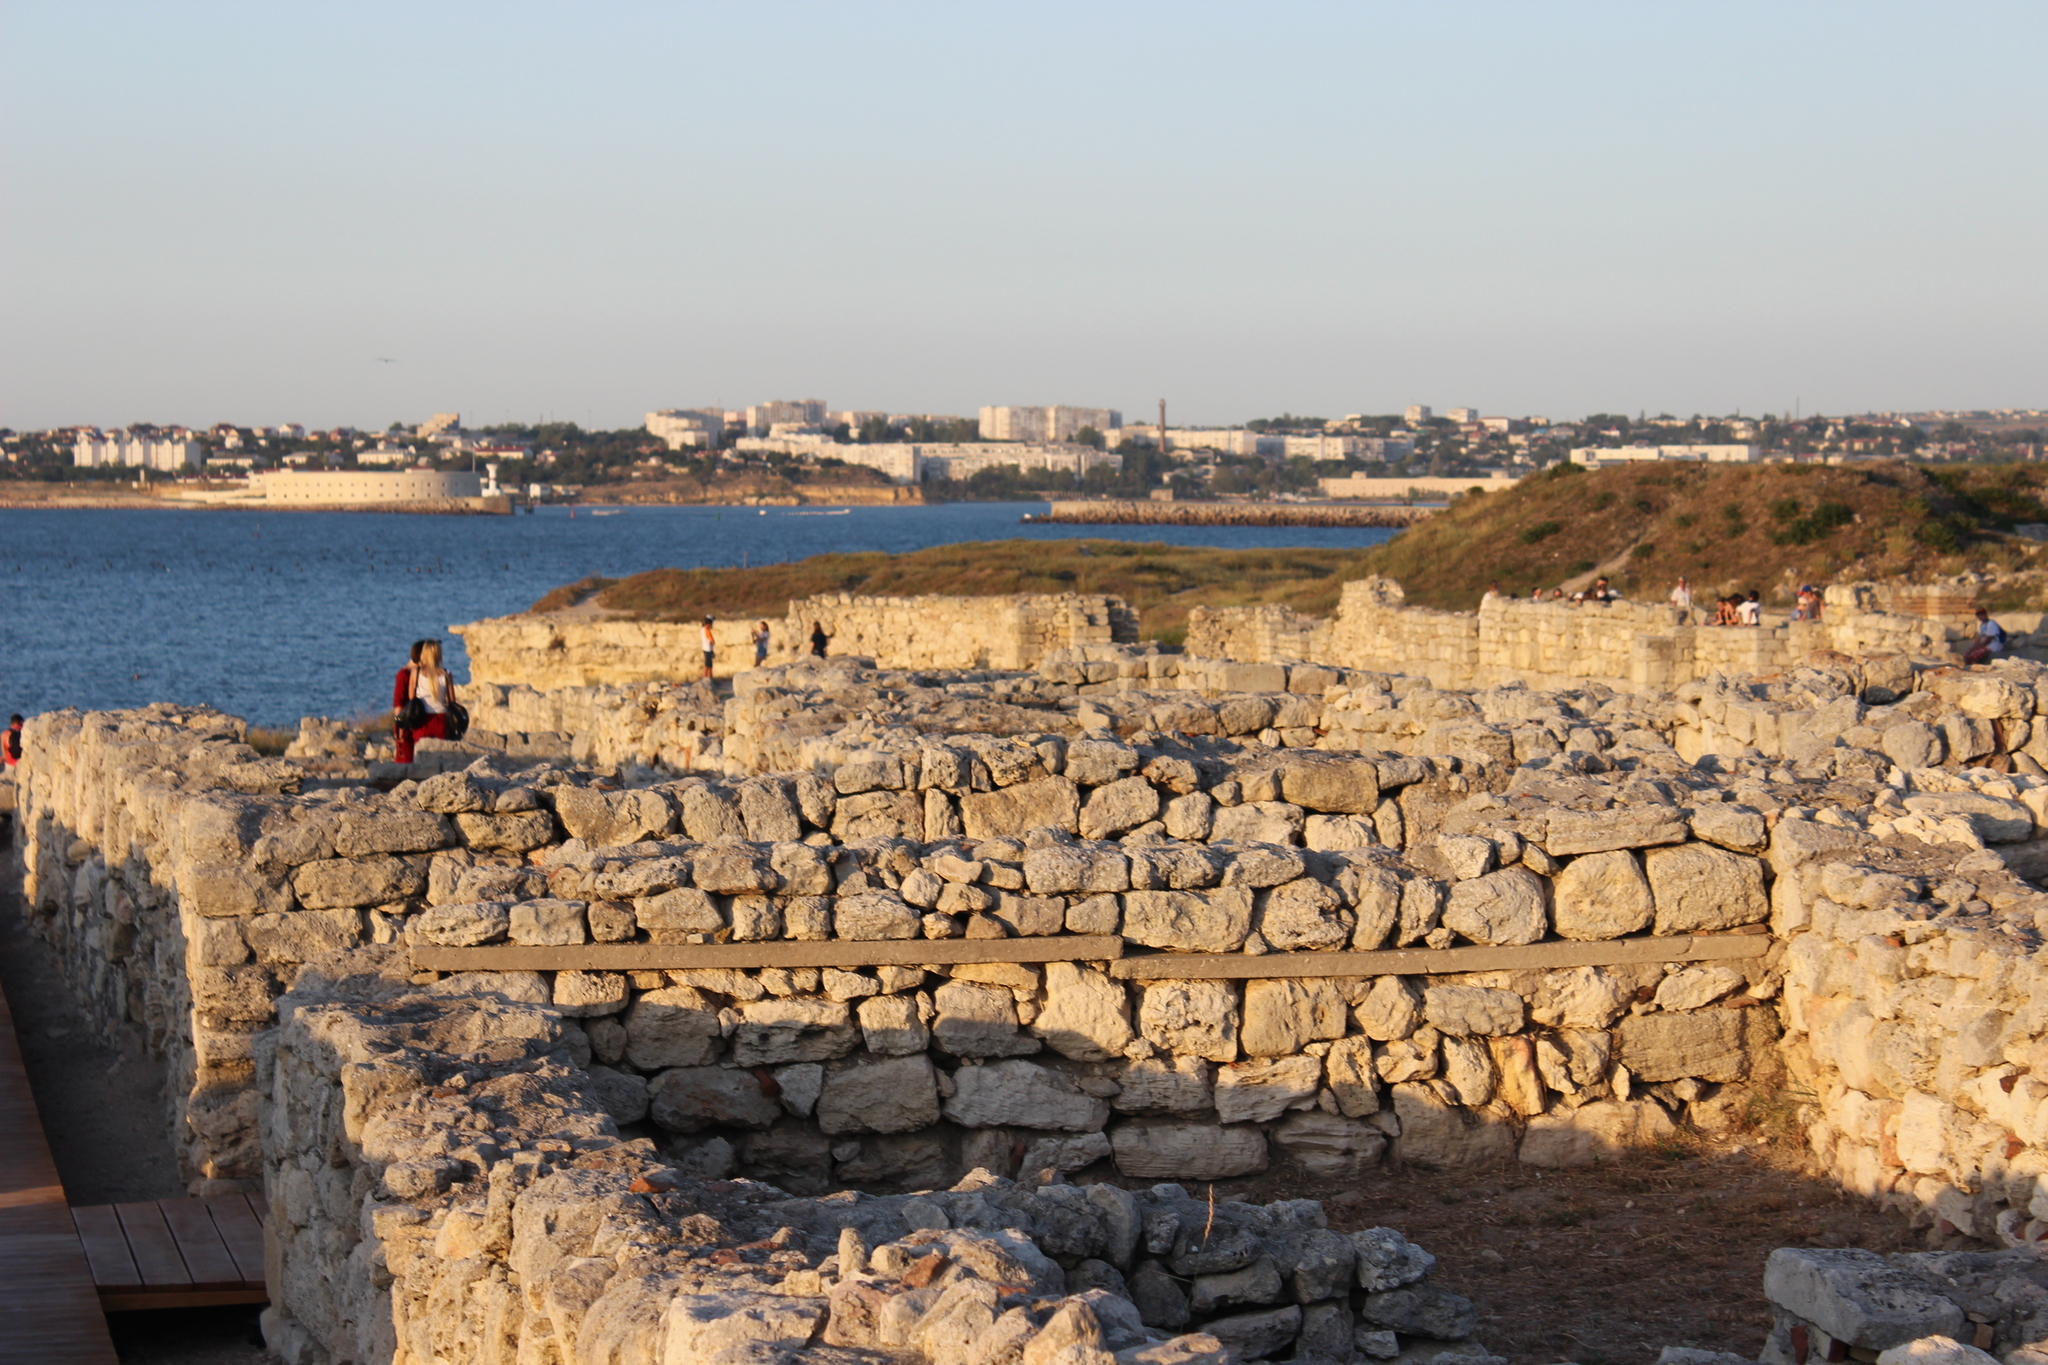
0 875 275 1364
1230 1135 1924 1363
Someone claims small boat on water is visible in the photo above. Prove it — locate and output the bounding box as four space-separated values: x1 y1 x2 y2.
590 509 624 517
787 508 852 517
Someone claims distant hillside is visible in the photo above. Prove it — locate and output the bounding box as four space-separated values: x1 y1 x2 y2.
527 461 2048 640
1357 459 2048 609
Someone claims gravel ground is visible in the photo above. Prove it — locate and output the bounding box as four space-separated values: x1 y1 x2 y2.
0 872 275 1364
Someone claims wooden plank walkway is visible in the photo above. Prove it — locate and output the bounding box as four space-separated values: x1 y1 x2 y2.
0 973 118 1361
70 1195 268 1311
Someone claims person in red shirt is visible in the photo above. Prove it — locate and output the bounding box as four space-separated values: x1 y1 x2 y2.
2 715 22 771
391 640 426 763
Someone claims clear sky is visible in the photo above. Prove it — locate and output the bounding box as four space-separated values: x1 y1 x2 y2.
3 2 2043 431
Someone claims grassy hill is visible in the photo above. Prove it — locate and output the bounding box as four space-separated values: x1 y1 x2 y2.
530 461 2048 639
1364 458 2048 609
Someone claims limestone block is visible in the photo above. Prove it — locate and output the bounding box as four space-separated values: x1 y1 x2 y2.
834 891 920 941
1434 834 1496 881
413 771 490 814
1211 803 1305 846
991 893 1065 938
1442 866 1548 946
692 843 777 894
834 752 902 795
1617 1008 1750 1082
1067 894 1121 935
583 1066 650 1126
1762 1248 1966 1350
771 843 833 896
1875 1340 2000 1365
1542 807 1689 856
792 772 836 829
933 981 1040 1058
1552 850 1654 941
1389 1082 1516 1167
1530 966 1632 1029
292 856 425 909
1439 1036 1496 1106
1240 978 1347 1056
1324 1036 1381 1117
833 791 924 840
332 809 453 857
1304 814 1377 852
1220 844 1307 888
731 998 860 1065
1274 756 1380 814
595 856 690 899
856 994 929 1056
1017 1132 1113 1176
185 916 248 966
1350 867 1401 950
1396 877 1445 947
1189 1256 1283 1316
1257 878 1352 952
623 986 723 1069
509 898 586 946
189 965 279 1020
945 1059 1110 1132
1033 962 1134 1061
649 1065 783 1132
635 888 723 940
1066 739 1141 787
413 900 511 946
1488 1035 1547 1116
552 970 628 1017
1111 1120 1269 1180
1113 1057 1214 1114
1199 1306 1299 1362
960 777 1081 839
453 810 557 851
425 969 549 1005
1422 985 1524 1036
1652 965 1745 1011
1644 844 1768 933
1081 777 1163 840
1138 979 1240 1062
1351 1227 1436 1292
1215 1056 1323 1123
1518 1098 1677 1166
1902 792 2034 843
1688 803 1768 853
817 1055 942 1135
243 908 364 963
181 864 295 918
1163 793 1214 842
1882 721 1946 770
1358 1283 1475 1339
672 782 746 840
728 895 781 941
1026 845 1131 896
1121 889 1252 953
1354 976 1422 1041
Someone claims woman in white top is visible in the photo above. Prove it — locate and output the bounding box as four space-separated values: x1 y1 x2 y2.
401 639 458 758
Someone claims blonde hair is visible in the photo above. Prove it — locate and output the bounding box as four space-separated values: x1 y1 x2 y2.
420 640 443 669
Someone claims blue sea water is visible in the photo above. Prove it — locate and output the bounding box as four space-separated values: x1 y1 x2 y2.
0 502 1397 728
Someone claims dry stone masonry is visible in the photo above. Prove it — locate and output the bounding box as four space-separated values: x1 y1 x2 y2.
23 589 2048 1359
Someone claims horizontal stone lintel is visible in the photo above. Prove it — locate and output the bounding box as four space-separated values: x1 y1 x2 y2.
409 934 1126 973
408 930 1771 976
1109 930 1773 980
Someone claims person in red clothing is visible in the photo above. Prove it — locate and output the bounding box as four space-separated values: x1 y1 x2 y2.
391 640 427 763
394 640 457 763
2 715 22 771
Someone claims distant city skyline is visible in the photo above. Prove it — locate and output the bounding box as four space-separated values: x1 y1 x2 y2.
4 2 2043 430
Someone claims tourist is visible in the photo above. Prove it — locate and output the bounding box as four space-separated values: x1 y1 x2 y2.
700 617 716 680
1738 591 1762 627
1965 607 2008 665
810 620 830 657
751 621 771 667
1712 596 1738 626
3 714 21 772
397 640 456 760
390 640 426 764
1481 581 1500 606
1669 576 1693 624
1587 576 1619 605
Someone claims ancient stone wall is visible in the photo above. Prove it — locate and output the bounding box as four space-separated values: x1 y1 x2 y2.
260 975 1482 1365
1186 577 1951 692
454 591 1138 689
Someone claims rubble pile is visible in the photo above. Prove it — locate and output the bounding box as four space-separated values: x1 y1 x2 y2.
263 978 1494 1365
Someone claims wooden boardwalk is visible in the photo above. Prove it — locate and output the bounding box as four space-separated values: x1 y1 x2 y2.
72 1194 268 1311
0 974 118 1361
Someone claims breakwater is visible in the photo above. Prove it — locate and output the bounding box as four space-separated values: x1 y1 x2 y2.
1037 500 1435 528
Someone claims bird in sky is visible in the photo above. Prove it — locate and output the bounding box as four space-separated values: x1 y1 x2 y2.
374 357 398 364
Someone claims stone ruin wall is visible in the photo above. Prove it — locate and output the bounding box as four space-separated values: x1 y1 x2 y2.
454 591 1138 690
1186 578 1953 693
25 646 2048 1360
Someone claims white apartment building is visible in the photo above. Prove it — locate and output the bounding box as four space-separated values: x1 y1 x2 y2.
917 443 1121 483
814 444 919 482
1404 405 1433 425
1570 444 1759 468
646 409 724 450
356 445 420 467
73 434 201 472
745 399 826 434
417 413 461 439
1447 407 1478 424
978 405 1121 443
